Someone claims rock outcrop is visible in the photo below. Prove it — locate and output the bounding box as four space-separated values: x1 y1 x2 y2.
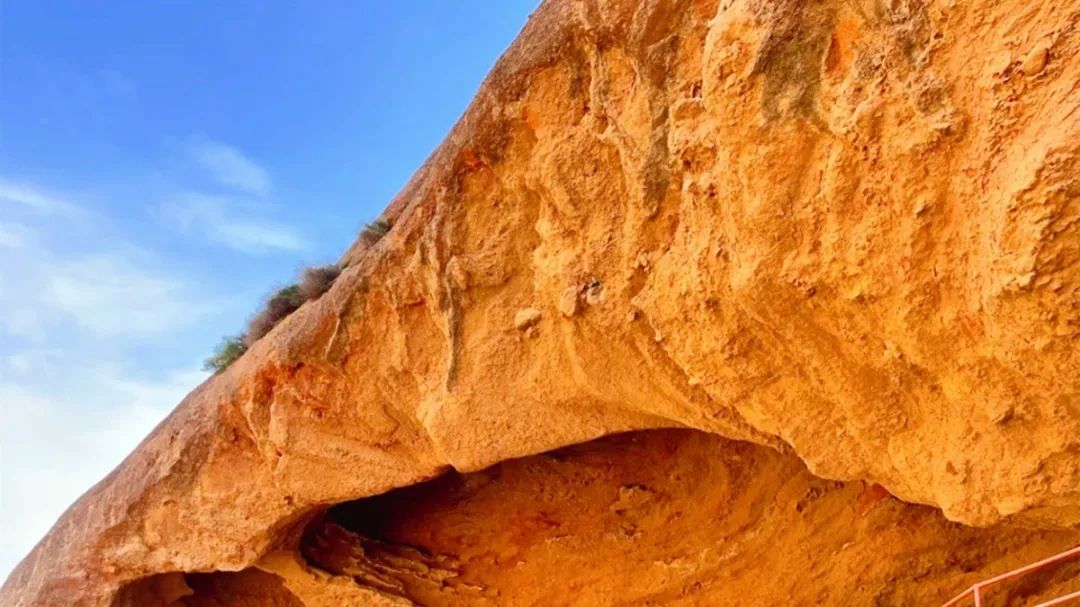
3 0 1078 605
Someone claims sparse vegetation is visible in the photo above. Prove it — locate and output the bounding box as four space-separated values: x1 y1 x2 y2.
299 264 340 301
204 262 346 373
246 284 304 345
359 218 392 246
203 334 248 373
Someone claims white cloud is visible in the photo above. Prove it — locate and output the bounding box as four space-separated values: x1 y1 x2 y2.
44 253 209 336
162 140 305 253
0 181 216 339
0 181 213 580
162 192 306 253
213 220 307 252
1 244 209 340
0 179 80 217
189 139 272 196
3 349 61 375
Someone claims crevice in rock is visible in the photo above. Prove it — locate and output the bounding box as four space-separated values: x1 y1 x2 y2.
112 569 303 607
299 512 475 601
292 429 1080 606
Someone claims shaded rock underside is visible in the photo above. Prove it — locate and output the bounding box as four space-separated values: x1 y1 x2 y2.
119 431 1079 606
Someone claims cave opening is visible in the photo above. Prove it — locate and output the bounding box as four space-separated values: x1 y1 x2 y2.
112 430 1079 606
295 430 1080 606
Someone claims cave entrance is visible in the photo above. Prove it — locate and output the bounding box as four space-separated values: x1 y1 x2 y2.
298 430 1080 606
113 430 1080 606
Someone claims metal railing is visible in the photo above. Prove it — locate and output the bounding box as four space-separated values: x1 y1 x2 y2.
941 545 1080 607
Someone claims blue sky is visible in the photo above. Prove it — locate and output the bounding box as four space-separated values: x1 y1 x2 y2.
0 1 537 579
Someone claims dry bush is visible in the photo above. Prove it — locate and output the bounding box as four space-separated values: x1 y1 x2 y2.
208 262 344 366
359 218 391 246
245 284 303 346
299 264 340 301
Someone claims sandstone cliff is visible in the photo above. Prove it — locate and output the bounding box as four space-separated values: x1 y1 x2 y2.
2 0 1078 605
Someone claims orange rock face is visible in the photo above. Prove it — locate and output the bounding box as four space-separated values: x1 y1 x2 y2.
3 0 1078 605
298 431 1080 606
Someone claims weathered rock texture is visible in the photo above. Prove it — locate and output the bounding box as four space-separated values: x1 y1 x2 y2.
3 0 1078 604
299 430 1080 606
108 431 1080 606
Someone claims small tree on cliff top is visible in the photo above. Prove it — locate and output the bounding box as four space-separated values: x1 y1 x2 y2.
203 335 248 373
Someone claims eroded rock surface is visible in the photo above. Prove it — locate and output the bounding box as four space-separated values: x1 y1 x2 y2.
3 0 1078 604
300 430 1080 606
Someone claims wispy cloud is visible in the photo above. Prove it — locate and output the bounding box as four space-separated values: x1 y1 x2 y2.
45 253 209 336
188 139 272 196
0 181 214 339
162 139 305 253
161 192 306 253
0 179 80 217
0 178 213 580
